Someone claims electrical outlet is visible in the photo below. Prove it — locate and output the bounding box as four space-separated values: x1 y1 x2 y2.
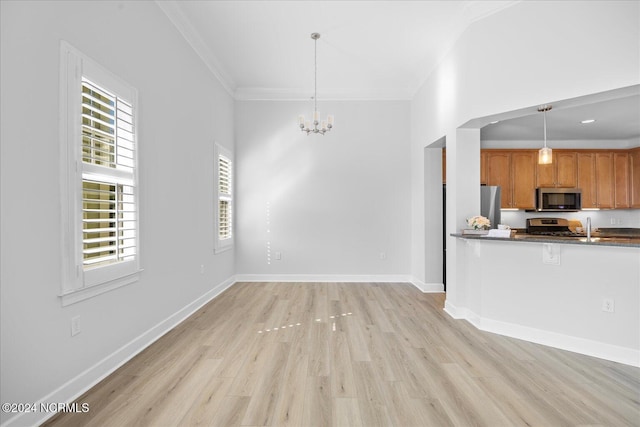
275 252 281 260
602 298 615 313
610 217 616 225
200 264 205 274
380 252 387 260
71 316 81 336
542 243 560 265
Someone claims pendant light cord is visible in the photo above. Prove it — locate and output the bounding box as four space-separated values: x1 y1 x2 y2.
543 108 547 148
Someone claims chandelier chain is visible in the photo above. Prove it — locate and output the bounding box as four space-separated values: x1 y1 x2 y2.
314 35 317 114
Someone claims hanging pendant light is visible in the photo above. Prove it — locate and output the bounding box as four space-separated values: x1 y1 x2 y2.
298 33 333 135
538 105 553 165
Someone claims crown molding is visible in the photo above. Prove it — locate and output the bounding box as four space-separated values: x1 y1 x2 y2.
155 0 236 97
235 87 414 101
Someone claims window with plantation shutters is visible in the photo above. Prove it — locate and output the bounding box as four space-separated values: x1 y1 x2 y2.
60 42 140 305
81 79 137 269
215 143 233 253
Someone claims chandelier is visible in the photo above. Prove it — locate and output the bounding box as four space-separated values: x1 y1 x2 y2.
298 33 334 135
538 105 553 164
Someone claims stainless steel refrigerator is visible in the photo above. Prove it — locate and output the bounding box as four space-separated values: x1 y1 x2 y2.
480 185 501 229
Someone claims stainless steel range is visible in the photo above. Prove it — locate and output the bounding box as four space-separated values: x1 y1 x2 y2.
526 218 579 236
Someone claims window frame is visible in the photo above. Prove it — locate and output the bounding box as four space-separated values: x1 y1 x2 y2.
214 142 234 254
59 41 141 306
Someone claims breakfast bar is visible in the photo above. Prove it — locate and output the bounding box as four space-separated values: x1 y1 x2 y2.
451 232 640 248
447 232 640 366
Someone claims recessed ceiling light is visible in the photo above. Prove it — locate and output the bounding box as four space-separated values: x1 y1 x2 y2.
489 120 499 124
581 119 596 124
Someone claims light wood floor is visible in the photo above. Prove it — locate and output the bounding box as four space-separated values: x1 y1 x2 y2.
45 282 640 426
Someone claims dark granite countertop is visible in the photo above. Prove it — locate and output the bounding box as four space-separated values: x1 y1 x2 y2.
451 232 640 248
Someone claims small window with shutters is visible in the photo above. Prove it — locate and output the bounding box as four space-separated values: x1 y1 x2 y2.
60 42 140 305
215 143 233 253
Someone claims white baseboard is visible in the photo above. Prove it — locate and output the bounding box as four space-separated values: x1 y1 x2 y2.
234 274 444 294
235 273 413 283
443 300 640 367
480 317 640 367
4 276 236 427
410 279 445 293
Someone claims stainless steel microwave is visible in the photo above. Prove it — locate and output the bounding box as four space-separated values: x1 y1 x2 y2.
536 188 581 212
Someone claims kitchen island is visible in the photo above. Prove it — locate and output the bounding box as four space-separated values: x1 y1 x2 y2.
446 232 640 366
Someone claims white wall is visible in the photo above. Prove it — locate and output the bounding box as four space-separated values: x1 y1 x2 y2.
0 2 235 425
411 1 639 299
235 100 411 279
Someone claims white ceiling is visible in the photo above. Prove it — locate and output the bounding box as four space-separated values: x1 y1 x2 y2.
157 0 518 100
157 1 639 142
481 94 640 141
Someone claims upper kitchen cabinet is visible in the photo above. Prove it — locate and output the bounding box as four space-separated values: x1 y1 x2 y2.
577 152 614 209
512 151 537 209
480 151 488 185
613 152 630 208
486 151 512 207
631 148 640 208
442 149 446 183
536 151 577 188
486 150 535 209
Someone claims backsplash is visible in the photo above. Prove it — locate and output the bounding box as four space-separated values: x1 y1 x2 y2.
500 209 640 229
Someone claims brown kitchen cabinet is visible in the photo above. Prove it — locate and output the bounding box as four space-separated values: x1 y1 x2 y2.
448 148 638 210
536 151 578 188
442 149 446 183
595 153 614 208
577 152 615 209
480 151 488 185
631 148 640 208
486 150 535 209
486 151 512 207
613 152 630 208
577 152 597 208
